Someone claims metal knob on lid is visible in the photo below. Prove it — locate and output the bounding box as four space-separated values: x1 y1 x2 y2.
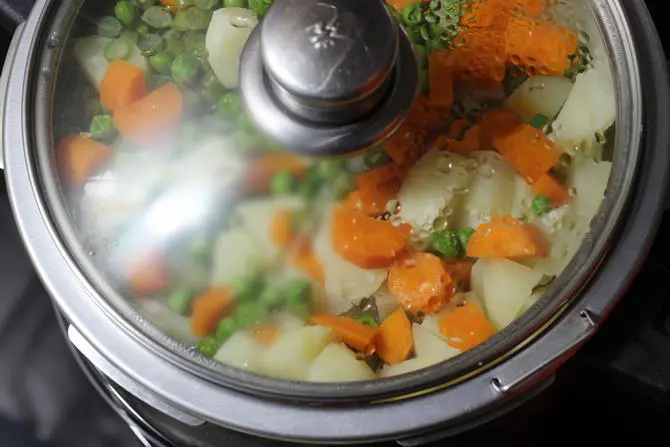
239 0 418 156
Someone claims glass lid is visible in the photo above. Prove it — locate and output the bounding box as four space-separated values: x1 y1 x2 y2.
50 0 616 384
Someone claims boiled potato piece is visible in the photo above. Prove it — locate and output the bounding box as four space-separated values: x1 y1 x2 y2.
308 343 375 382
270 311 307 332
569 158 612 220
73 36 148 90
258 326 335 380
209 228 268 286
313 210 387 304
471 258 543 329
235 197 304 259
455 152 516 228
530 204 587 275
206 8 258 89
398 151 474 232
215 331 265 372
412 323 461 359
507 75 573 122
509 175 534 220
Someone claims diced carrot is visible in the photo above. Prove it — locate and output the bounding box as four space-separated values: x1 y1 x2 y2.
376 308 413 365
271 209 298 249
310 313 378 355
57 135 113 186
100 60 147 113
406 98 447 131
428 52 454 108
496 124 563 183
449 29 507 88
466 215 549 259
190 287 234 337
344 163 402 217
160 0 177 7
447 120 482 154
532 173 569 206
331 206 411 269
126 248 170 297
113 83 183 147
252 324 279 346
383 121 426 168
355 163 401 190
439 300 495 351
460 0 509 31
388 252 455 315
291 244 325 285
244 153 307 193
507 0 548 17
443 258 474 290
479 108 522 151
505 16 578 76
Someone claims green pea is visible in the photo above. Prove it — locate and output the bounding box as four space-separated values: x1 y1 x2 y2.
98 16 123 38
184 7 211 30
224 0 247 6
532 195 553 216
184 31 207 55
177 0 195 7
142 6 173 29
282 278 311 307
171 54 200 83
234 302 267 328
149 52 174 73
171 10 191 31
104 37 131 61
231 274 265 302
248 0 270 17
201 82 225 104
196 336 221 358
90 115 116 140
137 23 150 34
195 0 218 9
402 3 423 26
270 171 296 195
163 30 185 54
114 1 137 27
216 92 243 118
258 286 284 309
138 32 165 56
121 29 140 44
455 227 475 252
167 286 194 315
215 317 238 341
430 230 463 259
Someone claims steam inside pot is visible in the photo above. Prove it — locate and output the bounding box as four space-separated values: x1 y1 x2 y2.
55 0 615 382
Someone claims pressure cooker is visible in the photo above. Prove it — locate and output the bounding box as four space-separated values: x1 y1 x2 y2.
1 0 669 445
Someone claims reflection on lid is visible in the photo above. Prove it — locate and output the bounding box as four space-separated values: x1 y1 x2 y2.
51 0 615 382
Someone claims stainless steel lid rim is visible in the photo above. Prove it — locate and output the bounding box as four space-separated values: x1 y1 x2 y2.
3 0 668 443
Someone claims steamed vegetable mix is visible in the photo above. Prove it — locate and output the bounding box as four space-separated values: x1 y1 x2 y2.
62 0 614 381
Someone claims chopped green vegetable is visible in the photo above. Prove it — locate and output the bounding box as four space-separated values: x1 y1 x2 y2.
316 159 343 181
529 113 551 130
248 0 271 17
354 314 379 329
195 0 218 10
270 170 297 195
104 37 131 61
430 230 463 259
137 23 150 34
532 195 553 216
234 301 267 328
90 115 116 140
283 278 311 306
142 6 173 29
149 52 174 73
138 32 165 56
196 336 221 358
163 30 185 55
167 286 194 315
98 16 123 38
176 0 195 7
402 3 423 26
183 7 212 30
115 1 137 26
455 227 475 252
216 92 243 118
224 0 247 6
120 29 140 44
298 169 324 201
258 286 284 309
215 317 238 341
330 172 356 200
171 10 192 31
184 31 207 57
231 273 265 302
171 54 200 83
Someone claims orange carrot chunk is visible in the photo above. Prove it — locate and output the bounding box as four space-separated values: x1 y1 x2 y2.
479 108 522 152
376 308 413 365
443 258 475 290
113 83 183 147
445 119 482 154
344 163 402 217
190 287 234 337
100 60 147 112
466 215 549 259
496 124 564 183
532 173 570 206
428 52 454 108
383 122 426 168
126 248 170 297
439 300 495 351
291 244 325 285
244 153 307 193
57 135 113 186
388 252 455 315
331 206 411 269
271 209 298 249
310 313 377 355
252 324 279 346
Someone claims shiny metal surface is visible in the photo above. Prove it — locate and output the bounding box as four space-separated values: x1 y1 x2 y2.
261 0 398 122
240 24 417 155
0 21 23 171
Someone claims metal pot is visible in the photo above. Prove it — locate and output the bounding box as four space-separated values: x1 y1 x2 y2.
1 0 669 444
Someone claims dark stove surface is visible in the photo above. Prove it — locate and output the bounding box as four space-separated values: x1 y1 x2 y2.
2 1 670 446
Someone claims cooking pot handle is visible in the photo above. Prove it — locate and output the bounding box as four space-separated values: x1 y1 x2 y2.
66 324 205 427
0 21 25 171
